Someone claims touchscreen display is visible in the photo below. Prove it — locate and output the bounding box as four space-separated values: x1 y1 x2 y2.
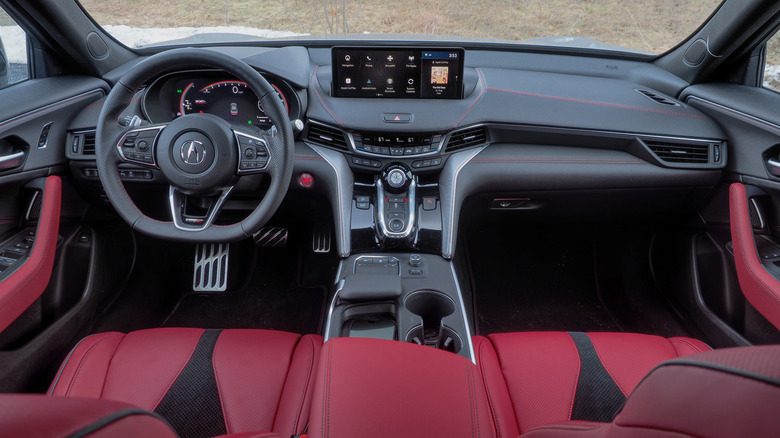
333 47 464 99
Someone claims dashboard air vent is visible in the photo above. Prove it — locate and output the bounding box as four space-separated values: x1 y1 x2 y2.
306 123 349 152
645 141 710 164
635 89 680 106
445 126 488 153
82 132 96 155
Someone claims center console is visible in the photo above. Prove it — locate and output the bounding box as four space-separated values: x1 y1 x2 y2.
325 252 474 361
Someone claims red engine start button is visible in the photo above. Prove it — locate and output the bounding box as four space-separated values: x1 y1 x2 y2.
298 173 314 188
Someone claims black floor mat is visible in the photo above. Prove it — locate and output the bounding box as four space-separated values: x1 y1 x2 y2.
468 225 621 334
468 223 700 338
92 232 335 336
161 286 326 333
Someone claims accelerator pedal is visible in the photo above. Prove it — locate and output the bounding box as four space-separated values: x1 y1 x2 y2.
312 222 331 253
193 243 229 292
254 227 288 247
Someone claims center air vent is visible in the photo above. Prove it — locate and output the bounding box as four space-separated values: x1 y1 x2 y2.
645 140 711 164
305 122 349 152
445 126 488 153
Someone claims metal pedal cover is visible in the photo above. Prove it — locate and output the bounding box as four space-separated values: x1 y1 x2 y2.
193 243 229 292
254 227 288 247
312 222 331 253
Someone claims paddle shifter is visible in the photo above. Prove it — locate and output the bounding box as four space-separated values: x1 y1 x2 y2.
377 164 415 238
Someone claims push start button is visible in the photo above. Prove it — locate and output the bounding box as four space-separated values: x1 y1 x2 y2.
298 173 314 188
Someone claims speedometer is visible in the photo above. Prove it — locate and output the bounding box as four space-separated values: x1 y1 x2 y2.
178 80 289 128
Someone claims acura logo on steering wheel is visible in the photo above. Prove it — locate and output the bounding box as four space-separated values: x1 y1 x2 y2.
180 140 206 165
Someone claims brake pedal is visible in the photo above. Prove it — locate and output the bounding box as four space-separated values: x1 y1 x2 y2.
193 243 229 292
312 223 331 253
254 227 288 247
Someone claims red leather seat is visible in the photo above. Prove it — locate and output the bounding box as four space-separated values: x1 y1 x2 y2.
519 345 780 438
474 332 711 436
49 328 322 438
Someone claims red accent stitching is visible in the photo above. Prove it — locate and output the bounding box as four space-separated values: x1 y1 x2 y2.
478 339 504 438
212 332 230 433
487 87 711 120
668 338 707 355
453 68 487 128
566 334 581 420
312 66 344 128
291 335 315 433
64 333 123 397
0 93 100 130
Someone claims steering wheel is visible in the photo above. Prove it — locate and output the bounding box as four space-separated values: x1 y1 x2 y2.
95 48 294 242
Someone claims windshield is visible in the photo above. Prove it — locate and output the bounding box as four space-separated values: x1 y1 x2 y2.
79 0 723 55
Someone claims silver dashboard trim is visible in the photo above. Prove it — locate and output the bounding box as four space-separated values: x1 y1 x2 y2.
323 278 345 342
450 261 476 364
307 143 353 257
440 146 487 259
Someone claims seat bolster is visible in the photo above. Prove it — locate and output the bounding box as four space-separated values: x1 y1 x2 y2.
273 334 324 437
474 335 520 438
49 332 126 397
0 394 177 438
612 345 780 438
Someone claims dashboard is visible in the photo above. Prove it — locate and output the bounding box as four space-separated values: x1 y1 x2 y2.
62 44 729 259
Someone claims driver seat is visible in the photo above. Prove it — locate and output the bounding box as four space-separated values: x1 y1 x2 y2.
48 328 322 438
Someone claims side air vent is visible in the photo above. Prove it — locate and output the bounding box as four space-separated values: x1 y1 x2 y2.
645 140 711 164
445 126 488 153
305 122 349 151
635 89 680 106
82 132 96 155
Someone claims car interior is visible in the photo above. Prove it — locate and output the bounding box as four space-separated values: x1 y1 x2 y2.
0 0 779 437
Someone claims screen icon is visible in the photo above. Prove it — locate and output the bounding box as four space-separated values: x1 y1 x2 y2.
345 54 351 61
408 78 414 85
409 56 415 62
387 78 393 85
345 78 351 84
387 55 394 62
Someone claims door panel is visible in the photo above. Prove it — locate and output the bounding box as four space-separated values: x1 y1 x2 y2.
682 82 780 341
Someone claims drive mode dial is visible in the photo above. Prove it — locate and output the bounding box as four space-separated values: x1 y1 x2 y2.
381 164 412 193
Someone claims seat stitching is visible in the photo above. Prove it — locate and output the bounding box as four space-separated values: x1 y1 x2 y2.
65 333 122 397
151 330 203 411
471 362 481 438
478 340 502 438
465 359 475 438
566 335 582 420
668 338 705 354
291 335 315 433
212 332 229 433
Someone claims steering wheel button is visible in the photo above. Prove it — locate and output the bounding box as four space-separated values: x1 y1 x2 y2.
244 148 255 159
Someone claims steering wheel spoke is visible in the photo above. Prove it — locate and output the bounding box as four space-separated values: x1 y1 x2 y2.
169 185 234 231
116 124 166 168
233 129 271 174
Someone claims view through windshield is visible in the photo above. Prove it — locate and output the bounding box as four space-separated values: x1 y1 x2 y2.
79 0 723 55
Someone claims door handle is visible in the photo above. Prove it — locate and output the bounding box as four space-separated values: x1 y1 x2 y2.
0 151 24 171
766 158 780 177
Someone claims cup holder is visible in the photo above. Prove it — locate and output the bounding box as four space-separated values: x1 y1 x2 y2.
404 290 461 353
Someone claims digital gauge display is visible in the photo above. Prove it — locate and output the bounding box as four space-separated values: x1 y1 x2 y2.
177 80 289 127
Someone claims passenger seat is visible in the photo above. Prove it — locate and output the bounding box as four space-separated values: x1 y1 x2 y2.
473 332 710 436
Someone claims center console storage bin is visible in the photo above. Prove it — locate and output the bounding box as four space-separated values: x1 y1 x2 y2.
308 337 494 438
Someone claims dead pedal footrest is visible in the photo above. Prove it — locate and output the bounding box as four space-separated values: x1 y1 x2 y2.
193 243 229 292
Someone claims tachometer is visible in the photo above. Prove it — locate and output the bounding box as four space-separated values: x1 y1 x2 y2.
178 80 289 128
